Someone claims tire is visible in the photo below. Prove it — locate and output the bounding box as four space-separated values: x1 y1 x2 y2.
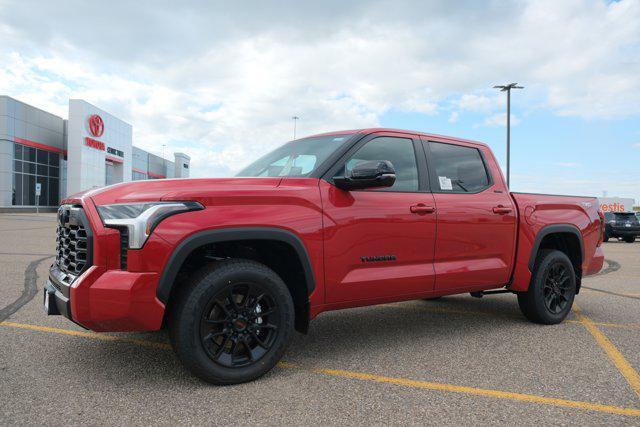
517 249 576 325
169 259 295 385
624 236 636 243
603 233 609 242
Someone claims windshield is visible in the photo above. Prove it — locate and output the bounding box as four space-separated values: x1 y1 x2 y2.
236 134 354 177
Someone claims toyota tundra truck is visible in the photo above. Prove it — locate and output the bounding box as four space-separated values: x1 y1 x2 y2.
45 128 605 384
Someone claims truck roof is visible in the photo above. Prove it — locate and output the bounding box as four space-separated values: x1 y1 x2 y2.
304 128 489 148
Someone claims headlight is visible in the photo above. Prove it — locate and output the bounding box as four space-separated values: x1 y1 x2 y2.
97 201 203 249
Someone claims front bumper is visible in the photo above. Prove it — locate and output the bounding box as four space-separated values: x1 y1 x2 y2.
43 269 71 319
44 263 166 332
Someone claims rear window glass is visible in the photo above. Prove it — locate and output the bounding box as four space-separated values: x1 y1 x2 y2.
614 213 638 221
430 142 489 192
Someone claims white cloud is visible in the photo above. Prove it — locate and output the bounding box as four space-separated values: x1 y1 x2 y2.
484 113 520 127
455 94 501 113
0 0 639 177
633 143 640 149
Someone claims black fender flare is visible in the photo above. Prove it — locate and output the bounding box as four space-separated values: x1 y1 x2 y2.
528 224 584 272
156 227 316 304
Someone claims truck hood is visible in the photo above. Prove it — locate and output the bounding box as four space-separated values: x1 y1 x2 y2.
77 177 284 206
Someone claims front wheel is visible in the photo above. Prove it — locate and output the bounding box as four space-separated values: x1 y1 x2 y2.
169 259 295 385
517 249 576 325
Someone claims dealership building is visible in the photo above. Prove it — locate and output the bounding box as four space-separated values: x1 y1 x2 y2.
0 96 190 208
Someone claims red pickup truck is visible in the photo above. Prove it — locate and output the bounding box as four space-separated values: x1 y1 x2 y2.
45 128 604 384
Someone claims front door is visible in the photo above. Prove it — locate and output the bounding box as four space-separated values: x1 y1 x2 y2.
424 139 517 292
321 133 437 303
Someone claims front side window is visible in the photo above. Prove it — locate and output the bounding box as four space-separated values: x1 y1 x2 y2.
338 136 419 192
236 134 354 177
430 142 490 193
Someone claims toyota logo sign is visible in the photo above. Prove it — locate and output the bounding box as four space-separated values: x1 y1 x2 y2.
88 114 104 137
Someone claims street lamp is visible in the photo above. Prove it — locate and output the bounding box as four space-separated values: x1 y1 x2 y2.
493 83 523 188
292 116 300 140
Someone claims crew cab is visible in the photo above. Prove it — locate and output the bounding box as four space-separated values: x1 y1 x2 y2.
44 128 605 384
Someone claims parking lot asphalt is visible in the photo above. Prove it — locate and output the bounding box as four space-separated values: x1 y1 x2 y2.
1 213 639 425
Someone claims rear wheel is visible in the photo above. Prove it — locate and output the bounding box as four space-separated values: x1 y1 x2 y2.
624 236 636 243
169 259 295 384
603 232 609 242
517 250 576 325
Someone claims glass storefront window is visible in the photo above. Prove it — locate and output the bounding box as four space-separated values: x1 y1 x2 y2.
12 143 61 207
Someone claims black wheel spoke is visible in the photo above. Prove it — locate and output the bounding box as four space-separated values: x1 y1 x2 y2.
251 293 265 309
256 323 278 330
243 337 255 362
203 330 227 342
250 330 268 349
228 289 240 310
544 292 554 307
256 309 274 318
214 335 231 360
204 318 227 325
230 339 239 357
215 300 231 317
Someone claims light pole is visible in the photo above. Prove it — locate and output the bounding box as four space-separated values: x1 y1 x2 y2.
292 116 300 140
493 83 523 188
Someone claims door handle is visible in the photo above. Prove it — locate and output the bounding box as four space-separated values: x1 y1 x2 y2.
410 204 436 214
492 205 512 214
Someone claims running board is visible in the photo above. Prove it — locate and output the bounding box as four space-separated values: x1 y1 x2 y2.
470 290 513 298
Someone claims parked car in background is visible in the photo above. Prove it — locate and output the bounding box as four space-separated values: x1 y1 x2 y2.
603 212 639 242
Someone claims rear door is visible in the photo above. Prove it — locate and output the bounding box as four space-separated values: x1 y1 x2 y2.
321 132 437 303
422 139 517 292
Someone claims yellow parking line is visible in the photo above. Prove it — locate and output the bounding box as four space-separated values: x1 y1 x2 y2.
0 321 171 350
279 363 640 417
573 305 640 400
2 320 640 417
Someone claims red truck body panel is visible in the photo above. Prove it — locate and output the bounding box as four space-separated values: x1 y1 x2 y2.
56 129 604 332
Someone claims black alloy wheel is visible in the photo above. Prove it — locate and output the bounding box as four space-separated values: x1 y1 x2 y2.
200 283 280 368
542 262 571 314
517 249 576 325
169 259 294 385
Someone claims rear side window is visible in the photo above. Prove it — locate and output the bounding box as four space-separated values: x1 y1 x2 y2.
429 142 490 193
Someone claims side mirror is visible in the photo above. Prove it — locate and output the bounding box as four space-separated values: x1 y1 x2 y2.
333 160 396 191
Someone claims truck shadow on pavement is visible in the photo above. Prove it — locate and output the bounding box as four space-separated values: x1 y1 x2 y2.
61 296 534 386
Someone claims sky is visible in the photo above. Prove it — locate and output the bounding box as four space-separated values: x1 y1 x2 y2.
1 0 639 201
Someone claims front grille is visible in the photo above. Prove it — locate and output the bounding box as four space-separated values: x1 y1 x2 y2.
55 205 93 278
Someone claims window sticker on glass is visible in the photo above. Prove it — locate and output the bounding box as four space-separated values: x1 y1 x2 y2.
438 176 453 190
332 137 346 141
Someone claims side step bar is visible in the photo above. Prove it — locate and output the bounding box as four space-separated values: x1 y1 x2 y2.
470 289 514 298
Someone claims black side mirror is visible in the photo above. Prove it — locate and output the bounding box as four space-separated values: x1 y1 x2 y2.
333 160 396 191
